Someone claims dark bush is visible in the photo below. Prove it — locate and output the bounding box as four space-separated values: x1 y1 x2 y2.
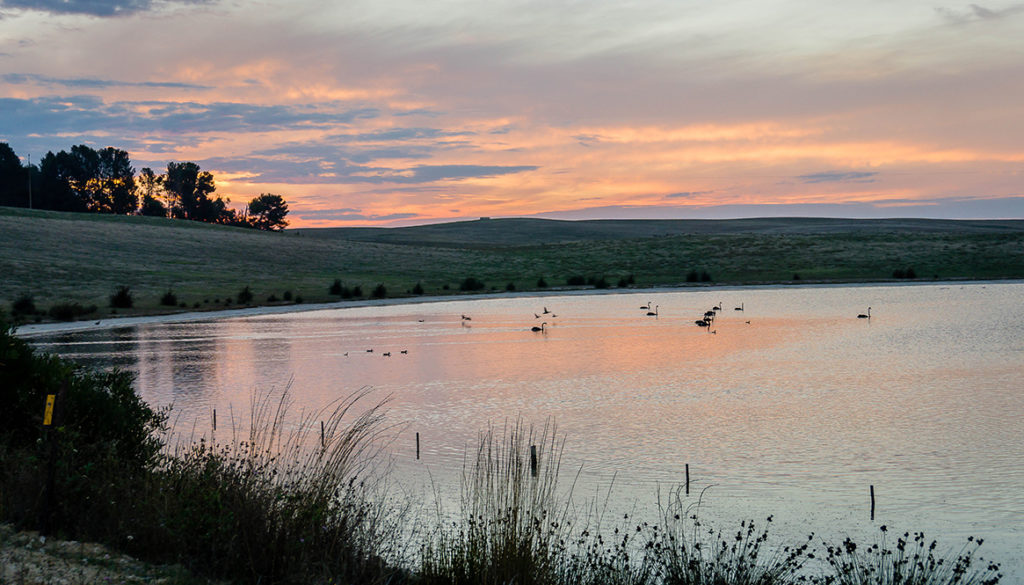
412 282 425 295
566 275 586 286
459 277 486 291
351 285 363 298
372 283 387 298
505 282 516 291
11 294 37 317
160 289 178 306
267 294 279 302
700 270 712 282
110 286 133 309
793 273 801 280
593 276 609 289
0 316 167 532
686 270 699 283
536 277 548 288
48 302 98 322
237 286 253 305
283 290 293 301
329 279 343 295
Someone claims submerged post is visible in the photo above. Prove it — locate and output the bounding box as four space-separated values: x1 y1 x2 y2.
321 420 325 448
530 444 538 477
685 463 690 495
416 432 420 460
212 409 216 431
870 485 876 520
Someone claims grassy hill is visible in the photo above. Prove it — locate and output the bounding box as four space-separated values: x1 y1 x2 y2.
295 217 1024 247
3 206 1024 320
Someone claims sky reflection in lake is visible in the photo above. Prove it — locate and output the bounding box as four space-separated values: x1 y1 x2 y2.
31 282 1024 575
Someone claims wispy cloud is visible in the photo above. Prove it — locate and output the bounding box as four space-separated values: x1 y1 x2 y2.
797 171 878 184
0 0 211 17
2 73 209 90
297 209 421 222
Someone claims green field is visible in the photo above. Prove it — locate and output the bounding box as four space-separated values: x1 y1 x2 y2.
3 206 1023 320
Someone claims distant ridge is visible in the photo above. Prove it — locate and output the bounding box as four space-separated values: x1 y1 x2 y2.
295 217 1024 247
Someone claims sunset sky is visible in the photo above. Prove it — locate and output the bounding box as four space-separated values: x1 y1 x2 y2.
1 0 1022 226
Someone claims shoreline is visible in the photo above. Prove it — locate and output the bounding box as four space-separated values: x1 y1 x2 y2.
14 277 1023 337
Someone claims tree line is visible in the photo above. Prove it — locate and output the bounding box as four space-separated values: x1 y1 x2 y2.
0 142 289 231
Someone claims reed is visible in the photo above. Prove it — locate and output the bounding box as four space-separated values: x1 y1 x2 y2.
138 386 409 584
418 418 572 585
823 526 1003 585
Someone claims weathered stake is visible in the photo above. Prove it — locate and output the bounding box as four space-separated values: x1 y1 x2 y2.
870 485 876 521
416 432 420 460
321 420 325 448
530 445 538 477
685 463 690 495
212 409 217 431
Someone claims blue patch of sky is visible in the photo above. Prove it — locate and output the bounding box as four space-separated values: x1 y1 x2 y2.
0 0 211 16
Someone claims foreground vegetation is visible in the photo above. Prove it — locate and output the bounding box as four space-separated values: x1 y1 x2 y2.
3 207 1024 322
0 316 1005 584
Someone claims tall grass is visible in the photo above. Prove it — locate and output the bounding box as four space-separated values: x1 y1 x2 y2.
139 386 409 584
823 527 1003 585
419 419 571 585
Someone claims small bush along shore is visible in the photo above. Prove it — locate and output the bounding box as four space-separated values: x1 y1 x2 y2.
0 314 1005 585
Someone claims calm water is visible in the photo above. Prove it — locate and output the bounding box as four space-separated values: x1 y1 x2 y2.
28 282 1024 575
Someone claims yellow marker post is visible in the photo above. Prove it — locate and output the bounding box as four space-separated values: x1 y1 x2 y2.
43 394 56 426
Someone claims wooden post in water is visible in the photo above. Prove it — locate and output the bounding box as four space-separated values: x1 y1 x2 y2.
530 445 538 477
685 464 690 495
870 485 876 520
321 421 325 448
416 432 420 460
212 409 216 431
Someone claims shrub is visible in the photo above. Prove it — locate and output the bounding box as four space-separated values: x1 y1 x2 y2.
283 290 293 301
351 285 363 297
48 302 98 322
237 286 253 305
11 294 37 317
700 270 712 282
160 289 178 306
329 278 343 295
0 317 167 532
294 295 303 303
793 273 802 280
592 276 609 289
412 282 425 295
505 282 516 291
267 294 279 302
536 277 548 288
686 270 700 282
372 283 387 298
566 275 586 286
110 286 133 309
459 277 486 291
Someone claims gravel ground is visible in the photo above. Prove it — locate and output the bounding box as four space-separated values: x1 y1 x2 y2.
0 524 215 585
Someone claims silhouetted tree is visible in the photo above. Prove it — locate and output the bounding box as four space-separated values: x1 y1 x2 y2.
38 148 90 212
164 161 218 221
137 167 166 217
247 193 289 231
0 142 30 208
97 147 137 214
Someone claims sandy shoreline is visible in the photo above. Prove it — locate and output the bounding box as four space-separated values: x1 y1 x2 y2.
14 278 1021 337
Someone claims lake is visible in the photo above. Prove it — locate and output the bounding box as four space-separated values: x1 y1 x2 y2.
26 281 1024 576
